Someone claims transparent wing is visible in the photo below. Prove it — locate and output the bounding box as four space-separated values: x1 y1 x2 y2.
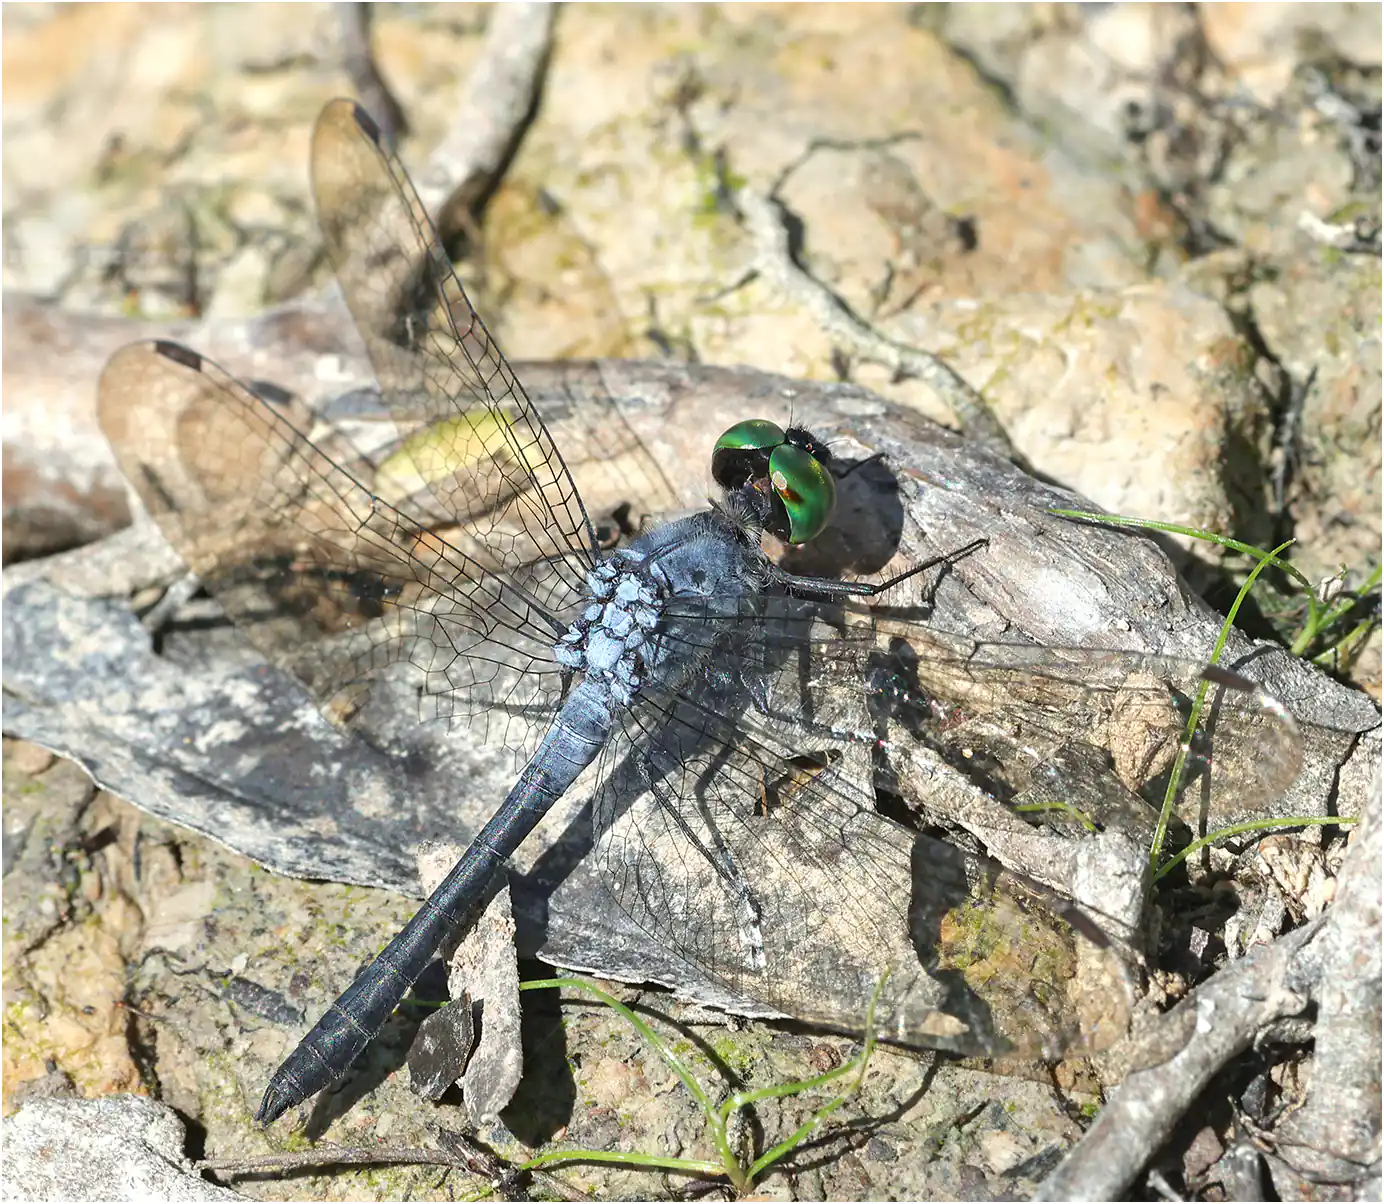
310 97 607 587
651 596 1304 838
588 593 1303 1055
96 340 580 757
343 360 687 557
856 618 1305 840
95 98 686 761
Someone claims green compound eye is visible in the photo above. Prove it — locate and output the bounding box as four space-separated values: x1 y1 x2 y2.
767 441 835 544
713 418 786 455
710 418 837 544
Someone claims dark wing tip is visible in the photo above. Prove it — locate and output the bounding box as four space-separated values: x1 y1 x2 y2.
152 340 203 372
351 101 383 146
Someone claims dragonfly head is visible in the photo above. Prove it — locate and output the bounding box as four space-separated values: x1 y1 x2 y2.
711 419 837 544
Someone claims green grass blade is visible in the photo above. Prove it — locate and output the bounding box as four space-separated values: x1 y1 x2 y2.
1147 539 1296 878
518 1147 726 1178
1048 510 1313 591
1152 814 1358 882
520 978 712 1115
519 976 751 1189
1295 562 1381 659
740 974 883 1182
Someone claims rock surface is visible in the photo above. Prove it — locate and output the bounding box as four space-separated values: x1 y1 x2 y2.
2 1095 243 1201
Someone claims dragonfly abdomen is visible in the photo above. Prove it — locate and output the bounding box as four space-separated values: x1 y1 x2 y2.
255 684 614 1125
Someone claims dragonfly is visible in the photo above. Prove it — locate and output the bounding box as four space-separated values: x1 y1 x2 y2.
95 99 1303 1126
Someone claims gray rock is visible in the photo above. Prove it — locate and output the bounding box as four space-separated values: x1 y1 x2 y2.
2 1096 243 1202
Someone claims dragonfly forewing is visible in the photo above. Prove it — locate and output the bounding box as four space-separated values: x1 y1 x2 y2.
97 340 579 759
310 98 601 590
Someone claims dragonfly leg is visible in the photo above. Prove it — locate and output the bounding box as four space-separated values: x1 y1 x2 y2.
831 450 886 481
139 570 202 634
769 537 987 600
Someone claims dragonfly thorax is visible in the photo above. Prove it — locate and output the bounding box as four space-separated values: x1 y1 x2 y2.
553 509 768 708
553 556 662 706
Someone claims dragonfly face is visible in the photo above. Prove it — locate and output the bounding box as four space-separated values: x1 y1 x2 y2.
712 419 838 545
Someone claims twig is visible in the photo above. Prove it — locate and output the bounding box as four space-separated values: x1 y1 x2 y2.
1036 772 1381 1201
203 1142 492 1180
1032 914 1326 1201
418 2 557 237
1266 767 1381 1190
737 187 1028 469
321 1 554 324
202 1131 587 1201
198 1121 587 1199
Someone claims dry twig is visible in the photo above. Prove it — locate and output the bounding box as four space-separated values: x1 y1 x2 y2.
1036 779 1380 1201
737 187 1025 467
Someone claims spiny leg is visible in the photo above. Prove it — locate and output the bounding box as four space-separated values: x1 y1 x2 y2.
770 537 987 600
